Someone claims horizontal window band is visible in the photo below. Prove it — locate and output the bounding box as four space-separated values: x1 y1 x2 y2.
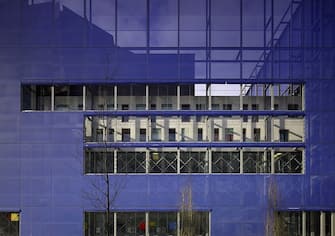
21 79 305 85
83 110 305 117
84 142 305 149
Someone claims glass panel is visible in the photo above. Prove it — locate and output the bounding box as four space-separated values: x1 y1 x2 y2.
85 149 114 174
275 211 302 236
117 212 146 236
274 150 303 173
21 85 51 111
274 84 303 110
54 85 83 111
85 85 114 110
306 211 320 236
180 211 209 236
243 151 271 173
117 152 146 173
212 151 240 173
149 152 177 173
273 116 304 142
118 85 146 110
180 151 208 173
243 84 271 110
149 84 177 110
0 212 20 236
211 84 241 110
85 212 113 236
149 212 177 236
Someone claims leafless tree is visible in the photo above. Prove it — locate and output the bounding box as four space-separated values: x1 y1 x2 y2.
265 176 281 236
179 184 208 236
83 143 126 236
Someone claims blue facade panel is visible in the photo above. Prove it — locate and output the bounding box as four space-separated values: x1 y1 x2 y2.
0 0 334 235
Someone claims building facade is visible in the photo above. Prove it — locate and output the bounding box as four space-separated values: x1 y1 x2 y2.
0 0 334 235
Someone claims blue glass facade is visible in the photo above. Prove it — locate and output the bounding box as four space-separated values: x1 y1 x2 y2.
0 0 334 235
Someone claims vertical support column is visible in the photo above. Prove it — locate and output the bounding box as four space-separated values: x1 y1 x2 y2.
208 148 212 174
177 85 181 110
240 84 243 144
114 212 117 236
207 83 211 110
240 84 243 110
177 85 181 143
263 150 267 173
145 212 149 236
239 148 243 174
145 84 149 110
146 148 149 174
83 85 86 111
302 211 306 236
321 211 326 236
114 149 117 174
207 83 211 142
114 85 117 110
331 212 335 236
51 85 55 111
271 148 275 174
177 148 181 174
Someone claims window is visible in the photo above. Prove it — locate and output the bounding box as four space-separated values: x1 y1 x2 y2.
85 150 114 174
151 128 161 141
117 152 146 173
181 104 190 122
107 128 114 142
149 152 177 173
274 211 334 236
274 151 303 173
197 128 203 141
211 104 220 110
243 104 248 122
150 104 156 122
139 129 146 142
180 151 207 173
222 104 232 110
181 128 186 141
122 129 131 142
161 103 173 110
212 152 240 173
196 104 205 122
136 104 146 110
242 128 247 142
149 212 177 235
0 212 20 236
21 85 51 111
214 128 220 141
84 212 113 236
254 128 261 142
85 211 209 236
117 212 146 235
243 152 271 173
225 128 233 141
54 85 83 111
288 104 299 110
96 128 103 142
252 104 259 122
169 128 176 141
121 104 129 122
279 129 289 142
